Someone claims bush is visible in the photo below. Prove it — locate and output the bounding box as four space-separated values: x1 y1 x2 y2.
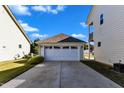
22 55 32 60
28 56 44 65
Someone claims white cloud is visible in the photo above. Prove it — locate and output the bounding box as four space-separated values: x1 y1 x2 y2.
31 33 48 39
80 22 88 27
46 6 58 14
31 5 47 12
32 5 66 14
71 34 86 39
9 5 31 16
56 5 65 11
18 20 39 32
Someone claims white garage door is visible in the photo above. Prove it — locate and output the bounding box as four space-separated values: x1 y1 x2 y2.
45 46 79 61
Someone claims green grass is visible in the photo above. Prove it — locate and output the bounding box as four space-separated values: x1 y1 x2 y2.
82 61 124 87
0 56 44 86
84 53 94 59
0 59 34 86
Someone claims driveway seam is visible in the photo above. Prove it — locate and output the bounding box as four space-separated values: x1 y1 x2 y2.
59 62 62 88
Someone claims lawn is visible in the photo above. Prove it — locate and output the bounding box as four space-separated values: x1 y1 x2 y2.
84 53 94 60
0 59 33 86
82 61 124 87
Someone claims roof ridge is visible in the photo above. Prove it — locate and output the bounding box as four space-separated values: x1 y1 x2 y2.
37 33 86 44
40 33 69 41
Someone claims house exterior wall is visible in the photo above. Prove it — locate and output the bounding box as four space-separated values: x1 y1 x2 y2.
89 5 124 65
0 6 30 61
80 46 84 60
40 46 45 57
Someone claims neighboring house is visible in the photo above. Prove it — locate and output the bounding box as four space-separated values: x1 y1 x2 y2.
37 33 85 61
87 5 124 65
0 5 31 61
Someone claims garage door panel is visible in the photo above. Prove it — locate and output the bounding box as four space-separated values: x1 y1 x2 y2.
45 49 79 61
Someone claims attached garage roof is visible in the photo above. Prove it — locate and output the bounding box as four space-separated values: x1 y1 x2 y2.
37 33 86 44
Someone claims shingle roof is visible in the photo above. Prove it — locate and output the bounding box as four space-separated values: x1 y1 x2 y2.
37 33 86 44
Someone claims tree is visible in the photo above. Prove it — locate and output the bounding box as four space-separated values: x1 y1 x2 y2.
84 43 94 52
31 38 40 54
84 44 88 50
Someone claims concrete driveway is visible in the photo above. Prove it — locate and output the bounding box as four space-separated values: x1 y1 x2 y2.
1 61 121 88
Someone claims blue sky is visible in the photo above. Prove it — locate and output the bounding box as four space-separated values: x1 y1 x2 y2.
9 5 92 42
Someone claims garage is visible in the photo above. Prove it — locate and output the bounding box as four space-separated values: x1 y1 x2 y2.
37 33 85 61
45 46 79 61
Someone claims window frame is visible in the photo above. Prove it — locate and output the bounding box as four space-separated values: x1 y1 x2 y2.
45 46 52 49
54 46 61 49
19 44 22 49
97 42 101 47
71 46 78 49
100 14 104 25
63 46 69 49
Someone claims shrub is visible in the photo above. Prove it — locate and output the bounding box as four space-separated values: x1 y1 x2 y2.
22 55 32 60
28 56 44 65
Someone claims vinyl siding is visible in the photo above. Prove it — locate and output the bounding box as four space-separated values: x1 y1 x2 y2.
89 5 124 65
0 6 30 61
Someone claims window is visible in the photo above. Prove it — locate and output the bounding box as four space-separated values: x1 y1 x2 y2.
45 46 52 49
71 46 77 49
19 44 22 48
63 46 69 49
97 42 101 47
100 14 104 25
2 46 6 48
54 46 60 49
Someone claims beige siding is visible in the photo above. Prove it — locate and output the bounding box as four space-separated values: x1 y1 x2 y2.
0 6 30 61
89 5 124 65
